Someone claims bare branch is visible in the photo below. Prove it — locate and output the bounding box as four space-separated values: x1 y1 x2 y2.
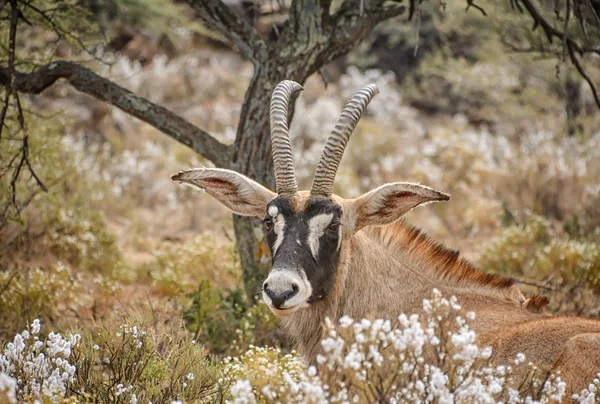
568 41 600 108
516 0 598 55
1 0 49 212
414 2 421 57
465 0 487 16
10 137 26 207
186 0 267 64
562 0 571 62
0 61 231 167
22 2 100 61
516 0 600 109
585 0 600 26
0 149 20 178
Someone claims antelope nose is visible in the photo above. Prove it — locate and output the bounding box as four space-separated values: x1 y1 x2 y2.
263 282 298 308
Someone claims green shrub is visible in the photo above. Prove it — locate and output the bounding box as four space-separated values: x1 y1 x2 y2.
0 116 126 340
0 263 75 339
479 212 600 316
2 296 600 404
47 208 124 276
149 233 241 296
70 314 223 403
183 281 282 356
146 233 282 356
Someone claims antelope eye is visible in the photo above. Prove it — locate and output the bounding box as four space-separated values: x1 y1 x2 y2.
263 218 274 231
327 221 340 233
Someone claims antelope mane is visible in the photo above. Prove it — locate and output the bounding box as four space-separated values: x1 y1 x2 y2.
363 220 537 305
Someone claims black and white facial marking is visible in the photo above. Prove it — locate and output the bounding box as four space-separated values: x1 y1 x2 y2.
262 197 343 316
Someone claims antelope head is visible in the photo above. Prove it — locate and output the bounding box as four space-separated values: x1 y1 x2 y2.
172 81 449 317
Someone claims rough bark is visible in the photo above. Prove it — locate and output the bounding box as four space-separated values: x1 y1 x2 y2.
186 0 268 64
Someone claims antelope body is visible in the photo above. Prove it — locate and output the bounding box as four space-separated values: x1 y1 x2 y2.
173 81 600 396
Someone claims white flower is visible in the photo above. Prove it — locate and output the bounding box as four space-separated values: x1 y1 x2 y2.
230 379 256 404
339 315 353 328
515 352 526 364
31 320 41 335
0 373 17 403
0 323 79 402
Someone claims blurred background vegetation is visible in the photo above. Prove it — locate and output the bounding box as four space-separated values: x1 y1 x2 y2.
0 0 599 401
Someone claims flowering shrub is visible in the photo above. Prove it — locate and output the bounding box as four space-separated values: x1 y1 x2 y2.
49 208 124 276
0 263 80 339
0 319 80 403
225 290 571 403
573 376 600 403
2 296 600 403
0 116 126 340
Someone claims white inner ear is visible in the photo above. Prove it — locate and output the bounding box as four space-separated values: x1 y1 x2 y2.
307 213 334 260
172 168 276 217
270 206 286 256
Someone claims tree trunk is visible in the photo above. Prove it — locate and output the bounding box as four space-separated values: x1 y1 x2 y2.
231 60 308 301
229 10 399 300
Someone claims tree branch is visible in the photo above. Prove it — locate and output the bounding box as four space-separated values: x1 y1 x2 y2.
517 0 598 55
568 41 600 108
282 0 332 45
186 0 267 65
466 0 487 16
334 0 408 28
516 0 600 109
324 0 407 63
0 61 231 167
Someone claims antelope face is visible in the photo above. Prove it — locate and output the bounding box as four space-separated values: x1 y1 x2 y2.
261 196 343 316
171 80 449 317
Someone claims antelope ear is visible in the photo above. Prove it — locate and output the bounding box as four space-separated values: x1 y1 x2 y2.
171 168 276 217
349 182 449 233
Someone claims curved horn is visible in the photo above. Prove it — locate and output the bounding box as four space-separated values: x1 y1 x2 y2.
270 80 303 196
311 84 379 198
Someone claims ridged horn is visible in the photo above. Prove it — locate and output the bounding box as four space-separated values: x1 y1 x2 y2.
311 84 379 198
270 80 303 196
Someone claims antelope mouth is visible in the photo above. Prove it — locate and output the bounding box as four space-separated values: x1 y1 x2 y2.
269 305 299 317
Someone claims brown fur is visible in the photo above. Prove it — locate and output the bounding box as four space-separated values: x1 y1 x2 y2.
364 220 524 301
282 209 600 398
480 317 600 398
365 221 549 313
281 218 540 362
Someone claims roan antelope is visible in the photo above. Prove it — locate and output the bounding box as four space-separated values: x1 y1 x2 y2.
172 80 600 396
